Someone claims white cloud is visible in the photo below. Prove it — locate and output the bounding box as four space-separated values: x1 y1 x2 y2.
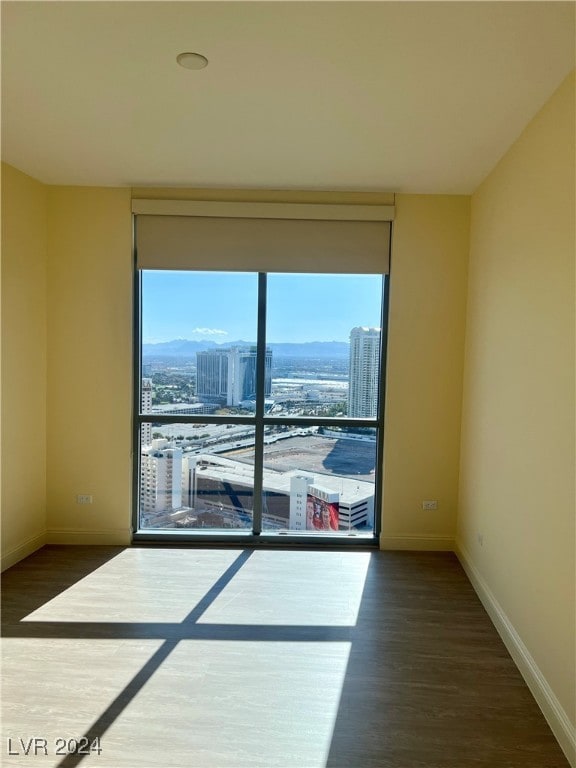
190 328 228 337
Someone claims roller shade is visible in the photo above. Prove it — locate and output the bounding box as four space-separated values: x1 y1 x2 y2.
134 200 392 274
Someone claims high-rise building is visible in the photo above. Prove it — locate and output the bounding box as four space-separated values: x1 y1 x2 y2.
141 378 153 447
196 349 230 403
196 347 272 406
348 327 381 418
140 438 183 517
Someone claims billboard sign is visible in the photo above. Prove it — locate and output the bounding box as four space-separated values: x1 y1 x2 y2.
306 488 339 531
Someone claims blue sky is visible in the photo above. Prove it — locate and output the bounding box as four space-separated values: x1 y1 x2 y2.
142 271 383 344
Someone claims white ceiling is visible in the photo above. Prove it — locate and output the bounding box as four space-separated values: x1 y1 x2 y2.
1 1 574 193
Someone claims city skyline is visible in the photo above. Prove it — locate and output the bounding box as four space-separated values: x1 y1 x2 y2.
142 271 383 345
138 334 381 532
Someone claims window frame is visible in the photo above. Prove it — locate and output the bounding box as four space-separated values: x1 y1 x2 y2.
131 267 389 545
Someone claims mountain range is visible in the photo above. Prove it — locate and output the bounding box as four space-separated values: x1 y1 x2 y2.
142 339 350 358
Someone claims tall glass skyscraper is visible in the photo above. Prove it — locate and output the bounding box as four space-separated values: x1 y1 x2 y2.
348 327 381 418
197 347 272 406
196 349 230 403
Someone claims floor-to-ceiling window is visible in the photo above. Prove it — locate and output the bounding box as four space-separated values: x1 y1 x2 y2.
132 200 392 543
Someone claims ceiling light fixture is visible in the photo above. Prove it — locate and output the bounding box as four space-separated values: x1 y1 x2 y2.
176 52 209 70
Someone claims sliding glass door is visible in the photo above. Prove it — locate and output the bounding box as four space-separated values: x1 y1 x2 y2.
133 270 387 541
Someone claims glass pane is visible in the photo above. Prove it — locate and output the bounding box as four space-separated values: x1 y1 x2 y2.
139 422 255 531
258 425 376 534
266 274 383 420
141 271 259 417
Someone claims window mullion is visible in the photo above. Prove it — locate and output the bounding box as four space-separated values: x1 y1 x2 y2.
252 272 268 535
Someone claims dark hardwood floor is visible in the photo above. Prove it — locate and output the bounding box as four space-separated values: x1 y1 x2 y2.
1 546 569 768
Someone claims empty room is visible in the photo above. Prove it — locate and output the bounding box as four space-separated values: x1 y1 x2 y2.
1 2 574 767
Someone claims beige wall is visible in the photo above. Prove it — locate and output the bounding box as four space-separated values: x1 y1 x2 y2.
1 163 48 568
458 70 575 753
46 187 132 543
382 195 470 548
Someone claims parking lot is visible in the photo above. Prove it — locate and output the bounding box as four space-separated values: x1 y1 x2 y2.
234 434 376 482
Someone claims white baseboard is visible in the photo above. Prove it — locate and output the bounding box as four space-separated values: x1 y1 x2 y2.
456 540 576 768
379 534 455 551
46 528 132 545
1 531 47 571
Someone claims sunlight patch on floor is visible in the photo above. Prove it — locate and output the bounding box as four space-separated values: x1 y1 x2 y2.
1 638 164 768
20 549 242 624
101 640 352 768
198 551 372 626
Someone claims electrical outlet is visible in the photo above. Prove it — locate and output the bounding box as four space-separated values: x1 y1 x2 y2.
477 532 484 547
422 500 438 510
76 494 93 504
